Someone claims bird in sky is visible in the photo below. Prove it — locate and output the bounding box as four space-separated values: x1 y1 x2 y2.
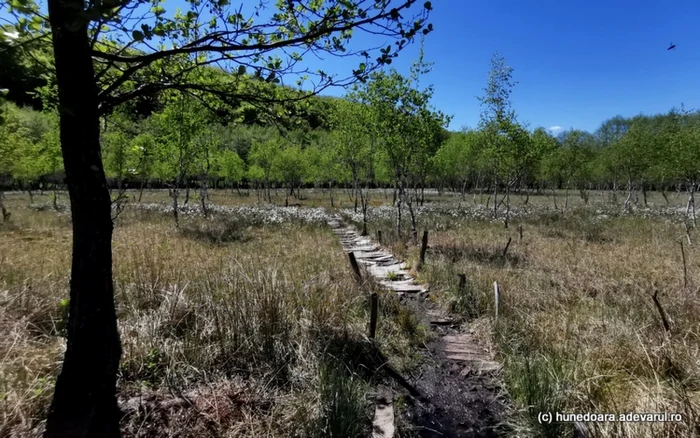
668 42 677 50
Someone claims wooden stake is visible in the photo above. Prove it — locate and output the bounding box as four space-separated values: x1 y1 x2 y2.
680 241 688 290
348 252 362 283
369 292 378 340
493 281 500 319
417 230 429 271
502 237 512 259
377 230 383 244
457 274 467 293
518 224 523 241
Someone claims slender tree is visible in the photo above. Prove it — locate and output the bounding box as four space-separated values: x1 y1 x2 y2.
4 0 434 434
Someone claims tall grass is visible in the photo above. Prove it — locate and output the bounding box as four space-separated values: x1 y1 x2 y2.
0 196 425 436
360 198 700 438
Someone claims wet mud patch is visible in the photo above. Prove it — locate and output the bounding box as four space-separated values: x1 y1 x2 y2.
397 300 510 438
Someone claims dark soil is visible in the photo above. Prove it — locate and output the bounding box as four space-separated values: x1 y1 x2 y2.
396 298 510 438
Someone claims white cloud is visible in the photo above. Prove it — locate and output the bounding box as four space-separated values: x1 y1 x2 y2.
2 31 20 40
547 126 563 132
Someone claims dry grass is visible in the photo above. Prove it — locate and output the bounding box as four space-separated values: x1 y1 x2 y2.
4 188 697 437
0 193 427 437
355 196 700 438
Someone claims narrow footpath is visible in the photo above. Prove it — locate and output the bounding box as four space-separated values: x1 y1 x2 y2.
328 216 509 438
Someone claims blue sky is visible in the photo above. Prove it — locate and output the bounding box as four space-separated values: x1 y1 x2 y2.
4 0 699 133
301 0 700 133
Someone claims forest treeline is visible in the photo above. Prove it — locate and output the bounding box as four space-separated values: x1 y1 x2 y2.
2 30 700 220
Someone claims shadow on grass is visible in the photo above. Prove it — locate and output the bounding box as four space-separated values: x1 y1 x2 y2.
427 243 525 268
179 220 251 245
527 210 612 244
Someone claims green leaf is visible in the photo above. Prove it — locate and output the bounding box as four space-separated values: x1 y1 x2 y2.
237 65 246 75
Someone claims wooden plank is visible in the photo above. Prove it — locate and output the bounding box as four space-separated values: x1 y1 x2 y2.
372 395 395 438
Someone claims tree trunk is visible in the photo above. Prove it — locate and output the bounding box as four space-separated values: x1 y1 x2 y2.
661 189 669 205
53 185 59 210
329 181 334 207
624 177 633 212
504 184 510 229
360 184 369 236
138 180 145 202
0 191 9 222
579 188 589 204
396 183 403 239
406 190 418 243
171 187 180 227
493 176 498 219
353 178 358 213
184 180 190 205
200 175 208 217
45 1 121 435
688 183 697 228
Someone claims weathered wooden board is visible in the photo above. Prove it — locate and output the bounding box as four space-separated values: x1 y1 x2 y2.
329 216 428 294
372 395 395 438
442 334 501 373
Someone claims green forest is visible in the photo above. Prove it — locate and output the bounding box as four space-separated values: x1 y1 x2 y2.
3 25 700 221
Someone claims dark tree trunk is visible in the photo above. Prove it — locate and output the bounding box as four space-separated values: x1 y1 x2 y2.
493 176 498 219
53 185 59 210
138 180 145 202
45 0 121 436
200 175 208 217
0 191 9 222
406 191 418 243
170 187 180 227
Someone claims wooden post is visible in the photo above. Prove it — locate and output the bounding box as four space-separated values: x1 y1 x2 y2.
502 237 512 259
680 241 688 290
493 281 500 319
348 252 362 283
377 230 382 244
417 230 429 271
518 224 523 241
457 274 467 293
369 292 378 340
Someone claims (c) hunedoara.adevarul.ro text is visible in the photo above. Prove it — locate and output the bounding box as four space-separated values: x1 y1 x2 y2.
537 412 684 424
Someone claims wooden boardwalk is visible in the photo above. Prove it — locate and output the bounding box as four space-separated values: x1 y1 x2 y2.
328 216 428 295
328 216 505 437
